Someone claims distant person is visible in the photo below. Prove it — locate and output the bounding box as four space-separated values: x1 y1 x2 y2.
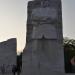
12 65 17 75
17 53 22 75
70 56 75 73
17 65 21 75
1 64 5 75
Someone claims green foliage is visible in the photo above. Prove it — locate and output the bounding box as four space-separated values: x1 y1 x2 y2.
64 37 75 47
64 37 75 73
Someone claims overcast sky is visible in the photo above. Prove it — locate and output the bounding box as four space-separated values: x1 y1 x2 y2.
0 0 75 52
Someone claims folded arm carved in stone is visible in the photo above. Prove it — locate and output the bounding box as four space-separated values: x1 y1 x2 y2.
31 7 57 39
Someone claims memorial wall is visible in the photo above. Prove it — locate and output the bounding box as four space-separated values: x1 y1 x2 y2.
0 38 16 74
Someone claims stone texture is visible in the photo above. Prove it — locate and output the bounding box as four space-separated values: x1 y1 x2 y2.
0 38 17 74
22 0 67 75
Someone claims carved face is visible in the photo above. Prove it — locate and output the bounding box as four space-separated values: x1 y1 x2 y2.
31 7 57 22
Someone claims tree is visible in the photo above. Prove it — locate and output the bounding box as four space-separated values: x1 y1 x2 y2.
64 37 75 47
64 37 75 73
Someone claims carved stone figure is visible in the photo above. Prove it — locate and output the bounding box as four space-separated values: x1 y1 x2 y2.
22 0 64 75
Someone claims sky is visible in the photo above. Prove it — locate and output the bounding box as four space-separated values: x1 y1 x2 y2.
0 0 75 52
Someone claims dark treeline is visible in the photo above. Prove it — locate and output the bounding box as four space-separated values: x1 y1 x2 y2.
16 52 22 75
64 37 75 73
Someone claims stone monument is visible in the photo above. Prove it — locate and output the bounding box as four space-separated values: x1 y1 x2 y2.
0 38 17 74
22 0 68 75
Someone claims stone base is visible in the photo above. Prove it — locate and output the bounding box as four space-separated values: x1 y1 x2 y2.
21 44 75 75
